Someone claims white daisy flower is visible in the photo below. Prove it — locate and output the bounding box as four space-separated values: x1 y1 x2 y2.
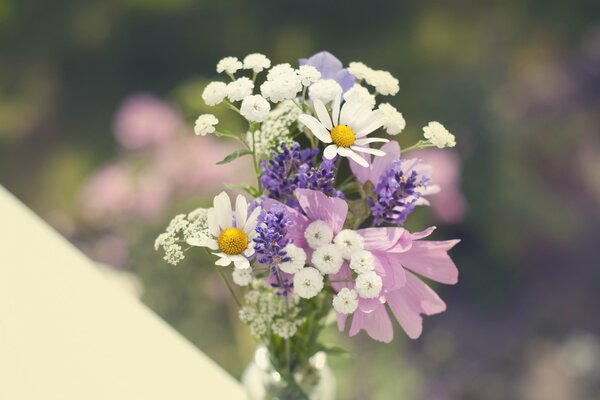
297 65 321 86
343 84 376 109
226 77 254 102
240 95 271 122
194 114 218 136
378 103 406 135
243 53 271 73
423 121 456 148
333 229 365 259
298 96 389 168
202 81 228 106
308 79 342 104
293 267 324 299
304 220 334 250
279 243 306 274
355 271 383 299
332 288 359 314
312 243 344 275
187 191 261 270
232 267 253 286
349 250 376 274
216 56 243 75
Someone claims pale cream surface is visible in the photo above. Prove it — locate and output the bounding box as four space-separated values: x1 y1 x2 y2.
0 185 245 400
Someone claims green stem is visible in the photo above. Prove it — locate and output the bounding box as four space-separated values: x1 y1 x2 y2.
402 140 434 152
203 249 242 308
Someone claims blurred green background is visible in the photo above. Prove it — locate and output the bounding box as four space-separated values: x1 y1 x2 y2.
2 1 600 399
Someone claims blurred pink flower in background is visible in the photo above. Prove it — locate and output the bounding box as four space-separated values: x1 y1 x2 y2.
113 93 182 150
79 163 136 220
93 234 130 268
413 149 466 224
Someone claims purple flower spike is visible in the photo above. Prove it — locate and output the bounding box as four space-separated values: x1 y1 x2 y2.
299 51 355 93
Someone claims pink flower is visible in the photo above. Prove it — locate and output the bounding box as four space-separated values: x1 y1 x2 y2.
113 93 182 150
265 189 459 342
79 164 136 219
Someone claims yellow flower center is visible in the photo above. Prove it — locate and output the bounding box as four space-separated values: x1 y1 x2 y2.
330 125 355 148
218 227 249 255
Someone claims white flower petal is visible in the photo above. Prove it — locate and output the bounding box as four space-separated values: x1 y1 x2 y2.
339 98 362 126
338 147 368 167
354 137 390 146
331 94 341 126
215 255 233 267
207 209 221 237
232 256 250 270
214 192 232 230
235 194 248 229
323 144 338 160
355 110 385 138
313 99 333 130
298 115 332 143
187 236 218 250
351 146 386 156
244 206 262 232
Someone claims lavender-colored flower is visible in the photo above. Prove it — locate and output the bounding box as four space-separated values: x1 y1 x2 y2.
369 159 431 226
260 142 343 210
299 51 355 93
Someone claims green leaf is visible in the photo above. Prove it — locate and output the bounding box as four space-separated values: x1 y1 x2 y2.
216 149 253 165
313 344 353 358
224 183 260 197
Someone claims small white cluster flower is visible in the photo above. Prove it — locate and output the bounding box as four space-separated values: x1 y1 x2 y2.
297 65 321 86
239 280 303 338
216 56 242 75
293 267 324 299
355 271 383 299
304 220 334 250
333 229 365 260
343 84 376 109
193 114 218 136
279 243 307 274
226 77 254 102
423 121 456 148
348 61 399 96
349 250 376 274
312 243 344 274
248 100 299 158
378 103 406 135
243 53 271 73
154 208 211 266
332 288 359 314
261 65 303 103
308 79 342 104
202 81 228 106
232 267 253 286
240 95 271 122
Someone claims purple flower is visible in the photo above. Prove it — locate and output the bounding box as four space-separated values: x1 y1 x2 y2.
261 142 343 210
299 51 355 93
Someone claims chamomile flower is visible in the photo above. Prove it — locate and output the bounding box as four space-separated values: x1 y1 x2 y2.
423 121 456 148
194 114 218 136
202 81 228 106
216 56 243 75
297 65 321 86
243 53 271 73
227 77 254 102
279 243 307 274
312 243 344 274
187 191 261 269
378 103 406 135
298 96 389 168
304 220 334 249
293 267 324 299
332 288 359 314
333 229 365 259
308 79 343 104
343 84 376 109
349 250 376 274
355 271 383 299
232 267 253 286
240 95 270 122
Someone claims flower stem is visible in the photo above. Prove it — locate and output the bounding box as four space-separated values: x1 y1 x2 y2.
203 249 242 308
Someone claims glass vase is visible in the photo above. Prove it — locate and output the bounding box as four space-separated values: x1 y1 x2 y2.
242 346 336 400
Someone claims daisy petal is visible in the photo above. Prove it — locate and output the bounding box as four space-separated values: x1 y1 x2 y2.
235 194 248 229
215 255 232 267
324 144 338 160
187 236 218 250
338 147 368 167
355 110 385 137
244 206 262 232
340 98 362 126
351 146 386 156
206 209 220 237
355 137 390 146
299 115 332 143
232 257 250 269
314 99 333 130
214 191 232 230
332 94 341 126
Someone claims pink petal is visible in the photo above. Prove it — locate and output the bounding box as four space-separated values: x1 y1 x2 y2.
391 239 460 284
349 305 394 343
358 227 407 252
375 251 407 289
367 141 400 185
294 189 348 234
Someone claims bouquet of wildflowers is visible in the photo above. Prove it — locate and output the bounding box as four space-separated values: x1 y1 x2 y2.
156 51 459 399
